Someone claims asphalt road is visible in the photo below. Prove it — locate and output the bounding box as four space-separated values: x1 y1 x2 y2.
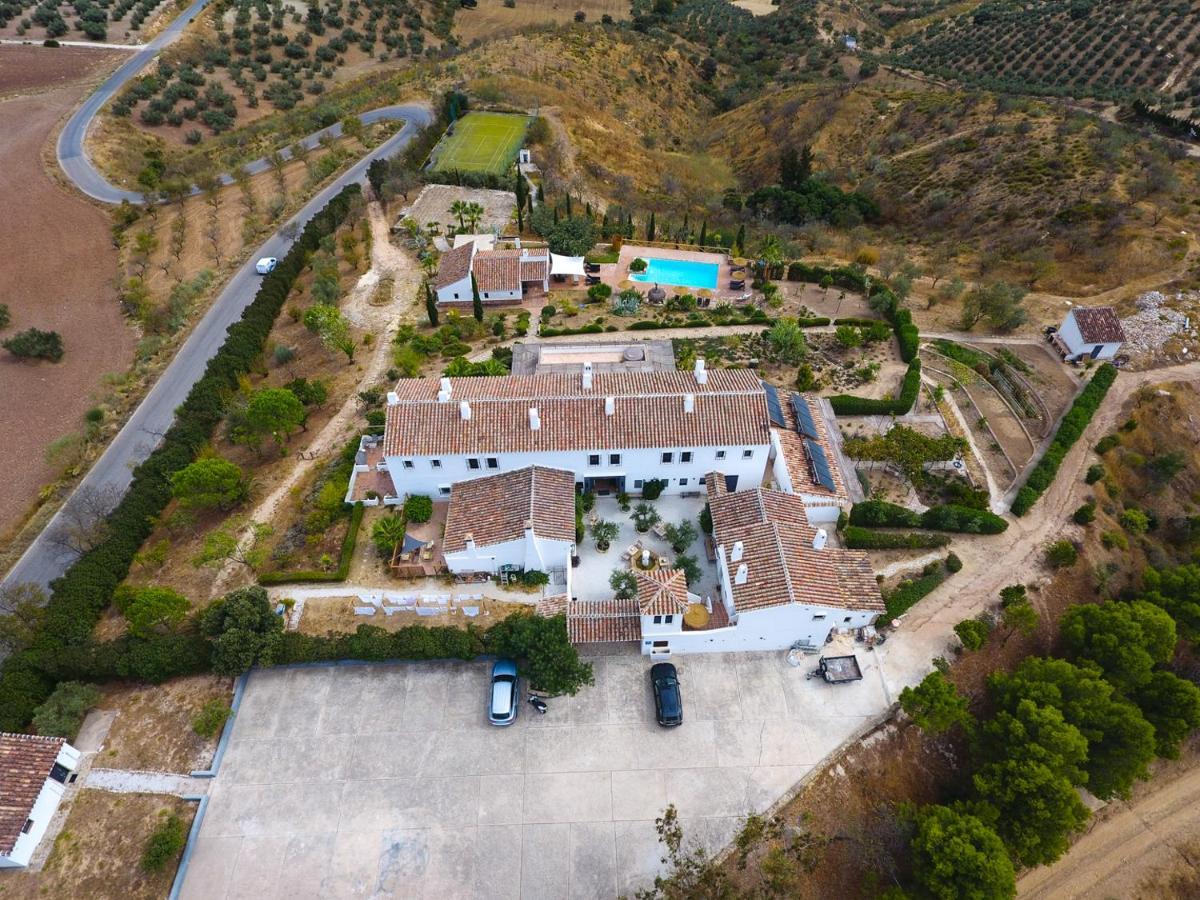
7 9 432 589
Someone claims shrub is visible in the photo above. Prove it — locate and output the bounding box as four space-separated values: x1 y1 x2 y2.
1085 464 1105 484
1073 502 1096 525
1012 365 1117 516
3 327 63 361
1119 508 1150 534
641 478 667 500
192 698 231 737
955 618 991 651
403 494 433 523
519 569 549 586
884 568 950 619
945 551 963 573
629 257 648 273
0 304 9 329
485 613 593 695
1095 434 1120 453
141 814 187 872
1101 530 1129 550
849 500 921 528
920 504 1007 534
843 526 949 550
1045 540 1079 568
171 457 247 510
31 681 100 739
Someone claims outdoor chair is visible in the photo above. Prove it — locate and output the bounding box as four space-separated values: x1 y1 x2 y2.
354 606 376 616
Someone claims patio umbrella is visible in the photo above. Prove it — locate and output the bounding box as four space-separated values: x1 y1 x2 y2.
697 288 713 299
618 279 635 290
731 257 748 268
683 603 710 629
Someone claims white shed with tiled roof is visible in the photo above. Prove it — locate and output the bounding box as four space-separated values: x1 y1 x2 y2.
1056 306 1125 361
0 733 80 869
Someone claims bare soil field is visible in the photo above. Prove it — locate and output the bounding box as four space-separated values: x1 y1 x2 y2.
0 791 194 899
0 46 135 545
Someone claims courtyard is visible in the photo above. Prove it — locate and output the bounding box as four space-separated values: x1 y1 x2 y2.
180 647 894 899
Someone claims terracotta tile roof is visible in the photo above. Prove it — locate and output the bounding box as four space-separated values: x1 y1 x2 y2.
383 370 771 457
706 476 883 614
775 394 846 502
0 733 64 855
1072 307 1126 344
536 595 569 618
521 256 548 281
472 251 520 293
636 567 690 615
443 466 576 553
566 599 642 643
435 241 474 289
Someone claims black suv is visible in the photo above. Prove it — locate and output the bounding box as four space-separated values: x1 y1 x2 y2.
651 662 683 727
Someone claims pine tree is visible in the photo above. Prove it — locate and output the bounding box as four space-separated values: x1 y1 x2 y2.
647 211 656 242
424 281 439 326
471 273 483 323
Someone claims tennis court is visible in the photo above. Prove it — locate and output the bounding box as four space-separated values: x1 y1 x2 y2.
431 111 530 176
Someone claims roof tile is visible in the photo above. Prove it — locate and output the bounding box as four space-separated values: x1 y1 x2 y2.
0 733 65 855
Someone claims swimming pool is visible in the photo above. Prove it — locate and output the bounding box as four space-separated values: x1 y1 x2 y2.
629 256 719 291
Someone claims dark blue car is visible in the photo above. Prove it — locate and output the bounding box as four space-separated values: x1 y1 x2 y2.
651 662 682 727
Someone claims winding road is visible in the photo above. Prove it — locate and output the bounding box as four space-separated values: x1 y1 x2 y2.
5 1 432 590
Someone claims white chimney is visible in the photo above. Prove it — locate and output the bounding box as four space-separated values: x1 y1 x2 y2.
683 393 695 413
734 563 748 585
582 361 593 390
529 407 541 430
730 540 744 562
386 391 399 405
440 377 452 397
694 358 707 384
813 528 827 551
604 396 615 416
459 400 472 421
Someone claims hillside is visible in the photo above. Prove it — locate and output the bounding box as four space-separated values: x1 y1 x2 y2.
890 0 1200 119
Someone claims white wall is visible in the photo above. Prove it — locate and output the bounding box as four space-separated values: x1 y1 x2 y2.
0 743 80 869
479 287 522 302
384 444 769 500
639 602 875 655
445 532 573 577
435 274 473 304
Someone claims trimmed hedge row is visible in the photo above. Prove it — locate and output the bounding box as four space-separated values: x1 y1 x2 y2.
851 500 1009 534
844 526 950 550
831 359 922 415
259 501 365 585
0 185 361 731
884 566 952 619
1011 364 1118 517
274 623 483 665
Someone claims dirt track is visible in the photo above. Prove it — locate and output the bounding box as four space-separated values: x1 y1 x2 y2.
0 46 133 542
1018 761 1200 898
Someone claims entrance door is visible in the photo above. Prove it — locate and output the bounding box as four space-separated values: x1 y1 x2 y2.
1090 344 1103 359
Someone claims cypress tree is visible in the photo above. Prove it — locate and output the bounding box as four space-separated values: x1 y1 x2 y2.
471 273 483 323
647 211 656 242
698 221 708 248
735 223 745 255
565 194 572 217
425 281 439 326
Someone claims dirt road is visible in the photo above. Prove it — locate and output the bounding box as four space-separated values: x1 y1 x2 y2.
0 46 132 543
1018 762 1200 898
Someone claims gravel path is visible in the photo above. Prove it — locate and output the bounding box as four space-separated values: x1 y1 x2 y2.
86 768 210 796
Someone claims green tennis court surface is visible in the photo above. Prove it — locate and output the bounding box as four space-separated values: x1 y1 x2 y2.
432 112 529 175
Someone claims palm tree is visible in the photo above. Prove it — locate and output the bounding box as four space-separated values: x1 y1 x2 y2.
449 200 467 230
370 515 407 558
465 202 485 232
757 234 784 280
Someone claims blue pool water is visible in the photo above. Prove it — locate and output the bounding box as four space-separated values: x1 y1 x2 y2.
630 256 719 291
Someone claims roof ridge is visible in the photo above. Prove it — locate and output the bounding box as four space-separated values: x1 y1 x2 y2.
770 523 797 606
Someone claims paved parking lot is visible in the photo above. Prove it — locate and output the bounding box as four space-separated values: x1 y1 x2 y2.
182 648 892 899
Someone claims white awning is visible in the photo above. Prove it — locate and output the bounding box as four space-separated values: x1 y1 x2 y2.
550 254 586 277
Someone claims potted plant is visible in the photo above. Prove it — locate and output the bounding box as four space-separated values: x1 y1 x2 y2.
629 257 648 273
591 519 618 552
632 502 659 533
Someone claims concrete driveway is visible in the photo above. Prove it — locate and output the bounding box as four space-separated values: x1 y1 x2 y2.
182 648 892 899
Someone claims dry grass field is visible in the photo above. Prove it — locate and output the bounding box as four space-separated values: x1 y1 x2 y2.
454 0 629 42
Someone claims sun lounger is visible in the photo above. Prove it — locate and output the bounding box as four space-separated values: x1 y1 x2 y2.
462 607 480 617
354 607 376 616
415 607 440 617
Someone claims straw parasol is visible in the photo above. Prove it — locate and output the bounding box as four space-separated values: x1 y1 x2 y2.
697 288 713 300
683 603 710 629
731 256 749 268
618 279 635 291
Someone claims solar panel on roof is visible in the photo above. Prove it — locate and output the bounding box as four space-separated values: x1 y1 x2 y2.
762 381 786 428
804 438 836 491
790 393 819 440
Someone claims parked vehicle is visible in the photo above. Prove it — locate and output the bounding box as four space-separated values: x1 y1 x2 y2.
808 655 863 684
488 659 519 726
650 662 682 727
255 257 277 275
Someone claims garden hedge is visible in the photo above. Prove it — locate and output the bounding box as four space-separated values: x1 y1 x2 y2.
258 502 365 585
831 359 922 416
884 566 953 619
0 185 361 731
850 500 1008 534
844 526 950 550
1011 364 1117 517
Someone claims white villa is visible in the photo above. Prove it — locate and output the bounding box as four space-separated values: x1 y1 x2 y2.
344 354 885 655
1053 306 1126 362
0 734 80 869
433 240 550 306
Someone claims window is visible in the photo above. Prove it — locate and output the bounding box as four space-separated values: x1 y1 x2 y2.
467 458 481 470
402 460 414 469
453 293 460 300
715 450 726 460
681 451 693 463
609 453 621 465
679 478 688 487
21 819 33 835
652 640 669 648
438 485 451 496
49 763 69 784
843 616 852 623
661 452 674 464
486 457 499 469
588 454 600 466
812 614 826 621
742 449 754 459
653 615 663 625
665 615 674 624
431 459 442 469
634 479 644 489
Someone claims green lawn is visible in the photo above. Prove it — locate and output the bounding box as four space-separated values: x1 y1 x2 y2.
432 112 530 176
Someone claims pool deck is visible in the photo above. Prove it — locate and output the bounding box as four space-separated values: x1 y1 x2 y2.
603 245 748 302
